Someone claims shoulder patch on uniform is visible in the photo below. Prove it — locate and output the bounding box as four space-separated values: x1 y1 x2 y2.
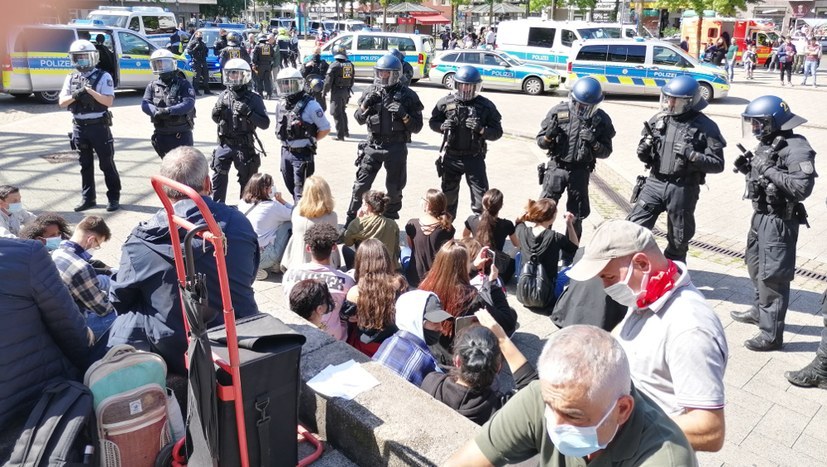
800 161 815 175
189 87 195 96
106 78 113 87
316 109 324 118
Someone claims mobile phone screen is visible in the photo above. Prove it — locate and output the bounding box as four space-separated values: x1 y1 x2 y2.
454 315 479 336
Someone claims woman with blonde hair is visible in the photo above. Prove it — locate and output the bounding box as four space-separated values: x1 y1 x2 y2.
281 175 341 271
404 188 455 287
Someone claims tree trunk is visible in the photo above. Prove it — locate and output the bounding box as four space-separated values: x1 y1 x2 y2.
370 0 375 26
350 0 354 19
551 0 557 20
525 0 530 18
335 0 341 21
489 0 494 27
383 4 388 32
612 0 619 22
695 18 703 59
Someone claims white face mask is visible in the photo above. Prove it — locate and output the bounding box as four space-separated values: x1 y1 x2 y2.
603 259 648 307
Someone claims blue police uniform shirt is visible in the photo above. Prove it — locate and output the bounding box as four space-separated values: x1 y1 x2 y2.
275 97 330 148
60 69 115 119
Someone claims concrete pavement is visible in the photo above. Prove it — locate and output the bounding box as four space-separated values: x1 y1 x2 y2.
1 71 827 465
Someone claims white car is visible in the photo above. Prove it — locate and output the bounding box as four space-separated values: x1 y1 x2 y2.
430 49 560 95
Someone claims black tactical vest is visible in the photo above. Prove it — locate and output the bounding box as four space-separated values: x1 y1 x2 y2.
218 89 254 137
68 70 108 115
333 61 354 89
444 96 484 155
278 94 317 141
151 77 195 131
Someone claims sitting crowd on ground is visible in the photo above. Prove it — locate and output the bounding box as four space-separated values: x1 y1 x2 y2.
2 146 736 464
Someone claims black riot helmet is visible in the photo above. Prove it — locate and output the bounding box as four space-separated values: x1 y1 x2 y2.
373 54 402 88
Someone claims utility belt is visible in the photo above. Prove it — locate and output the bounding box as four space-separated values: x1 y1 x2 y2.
651 170 702 185
219 133 254 147
283 144 315 156
368 133 407 146
155 115 193 133
445 148 483 158
73 111 111 127
549 157 590 172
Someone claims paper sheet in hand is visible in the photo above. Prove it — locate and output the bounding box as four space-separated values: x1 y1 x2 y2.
306 359 380 400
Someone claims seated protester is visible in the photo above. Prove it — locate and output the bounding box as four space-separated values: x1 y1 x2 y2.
420 240 518 370
0 185 37 238
566 220 728 452
17 213 73 251
237 173 294 280
514 198 579 312
282 176 341 272
344 239 408 357
282 223 354 341
373 290 452 386
422 309 537 425
342 190 400 268
0 238 90 459
289 279 336 329
445 325 696 466
405 188 455 287
51 215 116 340
108 147 260 376
462 189 519 284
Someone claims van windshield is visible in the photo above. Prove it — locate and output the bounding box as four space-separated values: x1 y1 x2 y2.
89 14 128 29
577 27 623 39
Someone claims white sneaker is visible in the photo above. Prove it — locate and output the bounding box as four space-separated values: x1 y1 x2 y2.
256 269 268 280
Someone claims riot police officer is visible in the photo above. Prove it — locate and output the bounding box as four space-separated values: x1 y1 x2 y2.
302 47 329 111
214 28 229 56
324 45 355 141
141 49 196 159
389 48 414 87
730 96 816 352
429 65 502 218
186 30 212 95
275 68 331 202
277 28 291 68
348 54 424 224
218 32 251 71
628 75 725 263
251 33 275 99
536 76 615 262
211 59 270 203
58 39 121 212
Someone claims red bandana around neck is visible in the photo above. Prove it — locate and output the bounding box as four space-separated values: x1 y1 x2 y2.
636 260 679 309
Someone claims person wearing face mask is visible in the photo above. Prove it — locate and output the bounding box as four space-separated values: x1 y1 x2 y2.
373 290 452 386
566 219 728 453
445 325 696 466
186 30 212 96
142 49 196 159
18 213 72 252
0 185 36 238
301 46 329 111
51 215 115 340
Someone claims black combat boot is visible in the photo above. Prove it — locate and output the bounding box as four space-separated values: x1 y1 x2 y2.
731 309 759 325
785 357 827 389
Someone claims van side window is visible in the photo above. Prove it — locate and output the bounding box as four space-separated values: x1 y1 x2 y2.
118 31 152 56
128 17 140 32
422 37 433 53
358 35 384 50
527 27 555 48
155 16 178 35
608 44 646 64
331 35 353 50
459 52 481 64
442 53 459 62
561 30 577 47
653 46 687 67
576 44 608 61
21 28 76 54
388 37 416 52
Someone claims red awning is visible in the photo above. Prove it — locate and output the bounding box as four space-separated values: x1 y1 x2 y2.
416 14 451 25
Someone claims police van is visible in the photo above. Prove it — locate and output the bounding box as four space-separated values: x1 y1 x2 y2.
1 22 193 104
565 38 729 101
83 6 179 49
319 32 434 83
495 19 649 72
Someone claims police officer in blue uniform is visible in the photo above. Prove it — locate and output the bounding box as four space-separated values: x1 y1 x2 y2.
186 30 212 95
731 96 816 352
537 77 615 262
302 47 329 111
141 49 196 159
59 39 121 212
389 48 414 87
629 75 725 263
274 67 331 202
429 66 502 218
251 33 275 99
324 45 355 141
218 32 251 71
348 54 424 225
210 59 270 203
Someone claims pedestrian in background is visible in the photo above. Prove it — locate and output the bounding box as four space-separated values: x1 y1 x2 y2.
801 37 822 87
777 37 795 86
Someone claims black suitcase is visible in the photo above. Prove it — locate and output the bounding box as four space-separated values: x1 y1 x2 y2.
204 313 305 467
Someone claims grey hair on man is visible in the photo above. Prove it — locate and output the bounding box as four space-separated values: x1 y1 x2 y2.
538 325 631 401
160 146 210 200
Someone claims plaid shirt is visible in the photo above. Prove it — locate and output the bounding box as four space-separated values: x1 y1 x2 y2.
373 330 441 386
51 241 113 316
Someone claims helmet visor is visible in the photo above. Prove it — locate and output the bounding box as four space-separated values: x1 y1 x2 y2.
151 58 177 74
276 77 303 96
455 82 482 101
374 68 400 87
223 69 252 87
570 97 597 119
742 116 774 138
70 51 98 70
660 94 692 115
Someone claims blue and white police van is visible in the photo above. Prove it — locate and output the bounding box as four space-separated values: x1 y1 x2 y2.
319 32 436 83
430 49 560 95
83 6 179 49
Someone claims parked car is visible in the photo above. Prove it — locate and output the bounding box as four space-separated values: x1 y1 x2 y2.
430 49 560 95
319 31 435 82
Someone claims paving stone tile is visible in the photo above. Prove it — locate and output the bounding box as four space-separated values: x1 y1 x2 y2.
752 404 810 448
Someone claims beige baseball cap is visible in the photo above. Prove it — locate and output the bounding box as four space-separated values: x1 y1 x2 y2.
566 220 658 282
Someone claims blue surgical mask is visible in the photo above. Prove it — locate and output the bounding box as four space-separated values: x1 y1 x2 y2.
45 236 62 251
545 399 619 458
7 202 22 214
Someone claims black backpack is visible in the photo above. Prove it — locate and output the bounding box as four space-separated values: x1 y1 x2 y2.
516 242 554 309
7 380 96 467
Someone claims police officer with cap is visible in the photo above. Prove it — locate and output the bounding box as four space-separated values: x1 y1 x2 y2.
429 65 502 218
537 76 615 262
59 39 121 212
389 47 414 87
302 46 329 111
628 75 725 263
218 32 251 71
324 45 355 141
141 49 196 159
730 96 816 352
275 67 331 202
211 58 270 203
251 33 275 99
348 54 424 224
186 29 212 95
